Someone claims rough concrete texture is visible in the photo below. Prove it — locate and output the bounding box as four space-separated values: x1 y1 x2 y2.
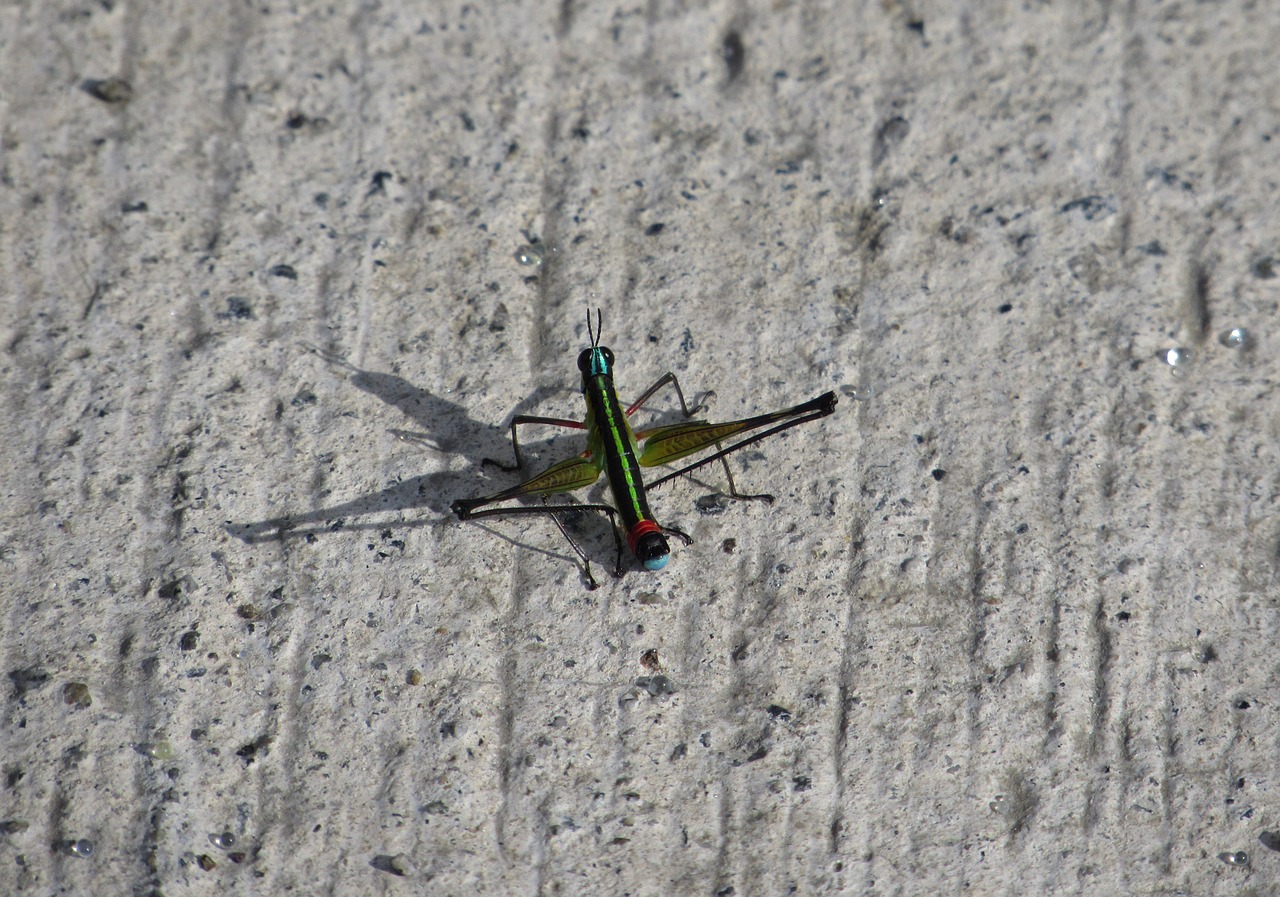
2 1 1279 894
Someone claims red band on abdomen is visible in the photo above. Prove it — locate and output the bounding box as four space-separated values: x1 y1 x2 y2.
627 519 661 556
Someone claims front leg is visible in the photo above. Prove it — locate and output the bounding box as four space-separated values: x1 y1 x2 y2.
626 372 711 419
482 414 588 472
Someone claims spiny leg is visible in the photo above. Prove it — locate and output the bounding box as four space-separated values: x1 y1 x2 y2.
645 392 837 496
630 372 772 503
660 523 694 546
713 459 774 503
626 371 770 502
455 499 625 587
483 414 587 472
626 371 710 418
545 498 629 587
547 512 597 589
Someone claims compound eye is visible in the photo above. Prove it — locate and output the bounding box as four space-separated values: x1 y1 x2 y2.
601 347 614 367
577 349 593 372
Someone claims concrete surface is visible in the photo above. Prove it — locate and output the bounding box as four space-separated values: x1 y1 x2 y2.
2 1 1279 894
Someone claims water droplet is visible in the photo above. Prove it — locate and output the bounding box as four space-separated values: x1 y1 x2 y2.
209 831 236 850
1218 850 1249 867
1217 327 1250 350
989 794 1007 814
1156 347 1192 371
68 838 94 858
843 383 875 401
514 244 545 267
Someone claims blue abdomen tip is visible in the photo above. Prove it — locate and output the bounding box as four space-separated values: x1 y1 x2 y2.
643 555 670 571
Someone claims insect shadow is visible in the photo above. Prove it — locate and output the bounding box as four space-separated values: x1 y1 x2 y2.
225 347 573 547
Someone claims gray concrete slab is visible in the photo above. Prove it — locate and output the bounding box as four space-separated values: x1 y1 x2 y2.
2 1 1278 894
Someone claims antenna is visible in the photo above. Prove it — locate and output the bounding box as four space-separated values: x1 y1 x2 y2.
587 308 603 347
